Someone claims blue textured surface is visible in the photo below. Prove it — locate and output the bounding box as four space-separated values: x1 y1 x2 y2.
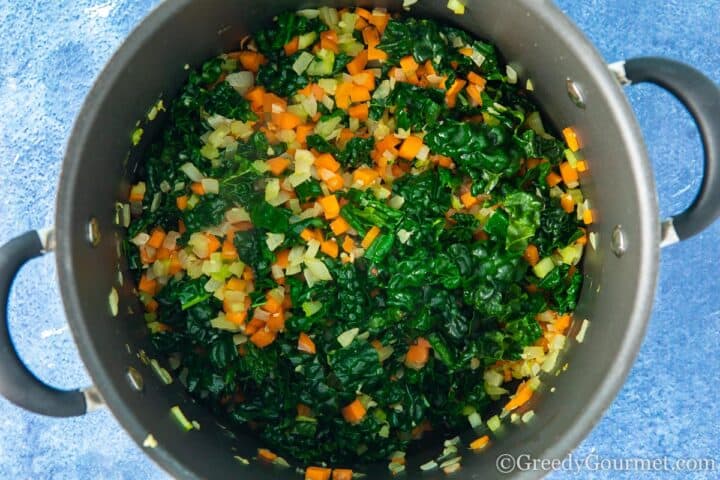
0 1 718 478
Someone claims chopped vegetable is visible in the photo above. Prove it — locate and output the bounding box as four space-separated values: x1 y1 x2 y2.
126 7 586 471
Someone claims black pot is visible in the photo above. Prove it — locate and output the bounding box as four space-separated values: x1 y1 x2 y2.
1 1 718 479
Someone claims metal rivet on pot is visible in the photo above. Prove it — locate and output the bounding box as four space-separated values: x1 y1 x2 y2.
126 367 144 392
566 78 586 109
611 225 627 257
87 217 101 247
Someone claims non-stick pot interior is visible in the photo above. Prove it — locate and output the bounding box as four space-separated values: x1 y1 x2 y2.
57 0 658 478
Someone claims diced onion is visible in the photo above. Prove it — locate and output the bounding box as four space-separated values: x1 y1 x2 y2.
576 319 590 343
201 178 219 195
506 65 518 84
108 288 119 317
266 232 285 251
226 207 251 223
131 232 150 246
305 239 321 259
304 258 332 281
337 327 359 347
226 71 254 95
180 162 204 182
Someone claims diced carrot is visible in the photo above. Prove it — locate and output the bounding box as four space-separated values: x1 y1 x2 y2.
375 134 400 155
205 233 221 255
348 103 369 120
321 239 339 258
226 278 247 291
190 182 205 195
227 310 248 326
560 193 576 213
296 124 314 145
250 329 277 348
562 127 581 152
460 191 478 208
320 30 339 53
324 172 345 192
342 399 367 424
355 7 372 19
176 195 188 211
146 228 166 249
330 217 350 235
245 86 265 108
559 161 579 186
349 85 371 103
576 160 588 172
504 381 533 411
332 469 353 480
445 78 467 108
467 72 487 88
523 244 540 266
264 295 283 314
319 195 340 220
469 435 490 451
300 228 317 242
298 332 317 354
352 71 375 91
275 249 290 268
368 46 388 61
361 226 381 249
138 275 158 295
342 236 355 254
458 46 473 56
352 167 379 186
400 55 419 75
242 266 254 281
263 93 287 114
266 311 285 332
405 342 430 370
272 111 302 130
314 153 340 172
284 36 299 56
257 448 278 462
397 135 423 160
362 26 380 47
546 171 563 187
435 155 453 168
554 314 572 333
369 12 389 33
347 50 368 75
305 466 332 480
466 84 483 106
266 156 291 176
583 209 594 225
334 82 353 109
244 317 265 335
222 238 238 261
145 299 159 313
235 51 265 73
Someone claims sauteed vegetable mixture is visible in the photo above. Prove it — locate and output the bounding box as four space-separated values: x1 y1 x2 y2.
124 6 590 472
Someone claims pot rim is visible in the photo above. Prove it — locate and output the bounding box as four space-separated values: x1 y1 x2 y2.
55 0 659 478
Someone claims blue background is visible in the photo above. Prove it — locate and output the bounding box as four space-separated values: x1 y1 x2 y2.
0 1 718 478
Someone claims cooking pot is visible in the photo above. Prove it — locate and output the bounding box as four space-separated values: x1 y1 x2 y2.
1 0 718 478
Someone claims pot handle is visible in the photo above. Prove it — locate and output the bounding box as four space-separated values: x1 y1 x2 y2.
610 57 720 245
0 229 99 417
